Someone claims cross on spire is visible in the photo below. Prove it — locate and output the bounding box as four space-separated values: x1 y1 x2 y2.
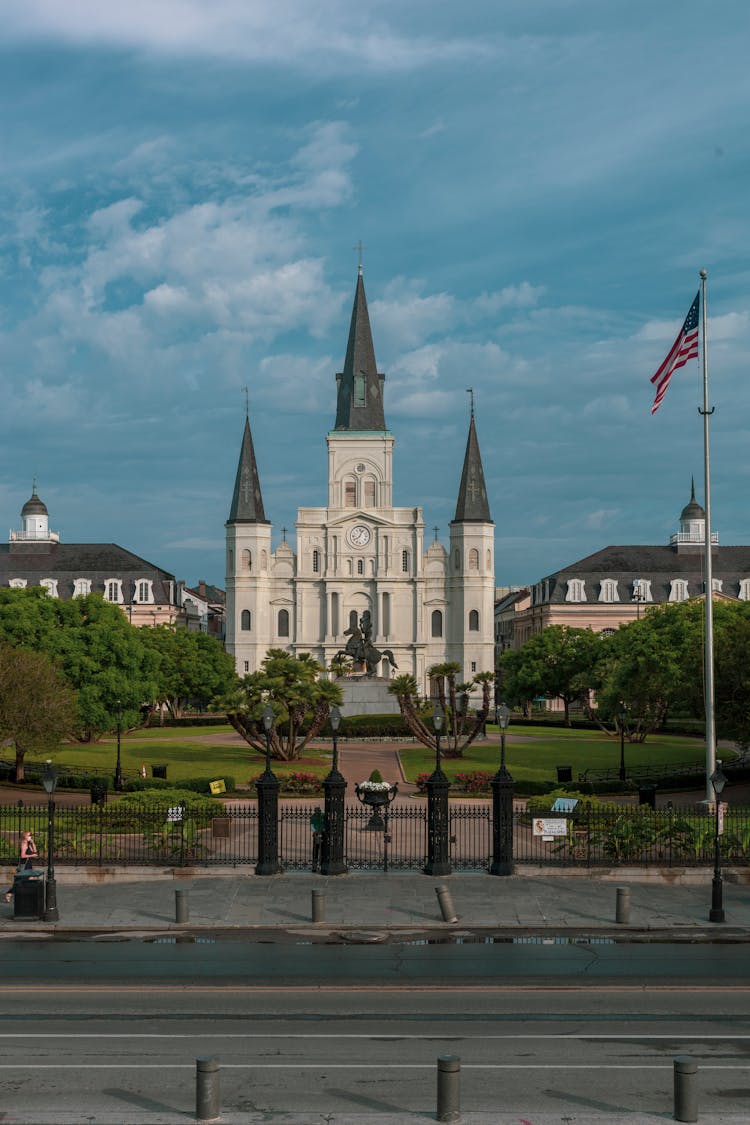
282 526 287 543
353 239 367 276
466 387 474 417
433 525 439 542
243 385 249 418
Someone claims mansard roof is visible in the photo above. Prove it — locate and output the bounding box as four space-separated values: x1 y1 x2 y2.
333 270 387 431
0 541 178 601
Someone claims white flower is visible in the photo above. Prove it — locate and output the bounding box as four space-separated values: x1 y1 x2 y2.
356 781 394 792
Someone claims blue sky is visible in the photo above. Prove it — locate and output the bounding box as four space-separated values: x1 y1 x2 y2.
1 1 749 592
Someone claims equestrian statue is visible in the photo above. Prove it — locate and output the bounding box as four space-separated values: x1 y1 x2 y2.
335 610 398 677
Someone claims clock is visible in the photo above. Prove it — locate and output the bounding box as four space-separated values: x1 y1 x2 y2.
349 524 371 547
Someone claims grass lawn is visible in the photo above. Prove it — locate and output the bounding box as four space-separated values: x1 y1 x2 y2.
43 728 334 789
399 724 722 785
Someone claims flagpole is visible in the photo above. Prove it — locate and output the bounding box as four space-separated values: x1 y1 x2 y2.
699 268 716 802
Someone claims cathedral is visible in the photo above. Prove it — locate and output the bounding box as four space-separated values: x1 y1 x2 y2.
225 268 495 692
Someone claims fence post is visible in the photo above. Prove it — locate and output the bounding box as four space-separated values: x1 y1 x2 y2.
435 884 458 923
311 889 325 922
195 1056 220 1122
673 1055 698 1122
436 1055 461 1122
615 886 630 924
175 888 189 923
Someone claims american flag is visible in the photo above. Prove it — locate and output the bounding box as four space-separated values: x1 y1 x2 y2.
650 292 700 415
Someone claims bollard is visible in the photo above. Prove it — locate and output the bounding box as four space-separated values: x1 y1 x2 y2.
311 888 326 922
615 886 630 925
435 884 458 924
175 888 189 924
196 1056 220 1122
437 1055 461 1123
673 1055 698 1122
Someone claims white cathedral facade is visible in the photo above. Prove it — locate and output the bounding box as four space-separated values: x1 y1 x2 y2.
225 269 495 692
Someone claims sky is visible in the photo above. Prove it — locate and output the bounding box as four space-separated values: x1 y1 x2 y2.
1 1 749 593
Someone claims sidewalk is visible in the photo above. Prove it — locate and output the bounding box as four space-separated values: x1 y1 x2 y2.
3 871 750 941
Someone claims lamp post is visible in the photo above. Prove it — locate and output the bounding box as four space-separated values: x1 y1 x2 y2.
709 760 727 923
321 704 347 875
255 702 282 876
490 703 514 876
618 703 627 783
425 701 451 876
114 699 124 792
42 760 59 922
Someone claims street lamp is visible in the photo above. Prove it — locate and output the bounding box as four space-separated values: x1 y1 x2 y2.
618 703 628 783
495 703 511 770
709 760 727 923
114 699 124 792
255 702 282 876
42 760 59 922
321 704 347 875
490 703 514 876
425 701 451 876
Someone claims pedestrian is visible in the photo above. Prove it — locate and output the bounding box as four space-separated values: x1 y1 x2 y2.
310 806 325 872
5 830 38 902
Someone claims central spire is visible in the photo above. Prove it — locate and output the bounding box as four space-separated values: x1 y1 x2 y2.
334 271 387 431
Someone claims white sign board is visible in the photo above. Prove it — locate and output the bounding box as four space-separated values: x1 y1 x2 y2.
533 817 568 838
167 806 184 823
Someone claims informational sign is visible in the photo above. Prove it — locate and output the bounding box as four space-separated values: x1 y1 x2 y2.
551 797 578 814
209 779 226 795
166 806 184 822
533 817 568 838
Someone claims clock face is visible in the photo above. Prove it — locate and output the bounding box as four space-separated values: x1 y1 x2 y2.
349 524 371 547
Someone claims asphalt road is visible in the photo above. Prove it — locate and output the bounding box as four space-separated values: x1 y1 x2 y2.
2 941 750 1122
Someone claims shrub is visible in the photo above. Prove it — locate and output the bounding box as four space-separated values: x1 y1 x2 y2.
368 769 383 783
415 772 430 792
248 771 323 795
123 775 235 795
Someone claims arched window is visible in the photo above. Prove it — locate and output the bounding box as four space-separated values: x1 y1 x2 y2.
364 479 376 506
486 549 492 570
468 548 479 571
401 549 409 573
349 609 358 631
431 609 443 638
278 609 289 637
241 609 251 631
242 549 252 571
261 550 268 570
454 549 460 571
357 558 364 575
468 609 479 631
312 549 320 574
344 481 356 507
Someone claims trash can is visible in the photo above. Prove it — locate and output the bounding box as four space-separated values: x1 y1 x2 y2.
12 870 45 920
90 781 108 805
556 765 573 783
152 765 167 779
638 784 657 809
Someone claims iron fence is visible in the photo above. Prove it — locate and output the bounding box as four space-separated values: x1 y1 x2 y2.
1 800 748 872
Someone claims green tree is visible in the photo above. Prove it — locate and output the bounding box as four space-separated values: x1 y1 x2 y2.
714 605 750 748
0 644 77 781
141 626 237 719
500 625 602 726
0 588 160 741
388 668 492 757
220 649 342 762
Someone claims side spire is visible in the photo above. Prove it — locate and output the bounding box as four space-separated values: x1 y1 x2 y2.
453 403 492 523
334 270 387 431
228 413 269 524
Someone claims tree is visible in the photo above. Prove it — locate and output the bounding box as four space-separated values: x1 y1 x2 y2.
500 625 602 726
141 626 237 718
0 588 160 741
388 668 492 758
0 645 77 781
714 605 750 749
220 649 343 762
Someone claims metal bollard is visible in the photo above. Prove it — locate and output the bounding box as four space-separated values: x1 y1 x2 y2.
437 1055 461 1122
615 886 630 925
312 888 325 922
175 888 189 924
435 884 458 924
195 1056 220 1122
673 1055 698 1122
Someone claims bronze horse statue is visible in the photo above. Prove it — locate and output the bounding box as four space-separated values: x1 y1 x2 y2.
335 612 397 677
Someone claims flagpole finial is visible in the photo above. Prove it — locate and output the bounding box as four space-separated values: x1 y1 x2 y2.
700 269 707 279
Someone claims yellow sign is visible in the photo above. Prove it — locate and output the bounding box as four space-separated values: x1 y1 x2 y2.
209 779 226 795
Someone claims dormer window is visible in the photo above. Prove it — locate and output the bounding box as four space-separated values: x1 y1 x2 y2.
632 579 652 603
669 579 689 602
565 579 586 603
73 578 91 597
40 579 58 598
739 578 750 600
712 578 723 594
105 580 123 604
599 579 619 603
136 580 154 603
9 578 27 588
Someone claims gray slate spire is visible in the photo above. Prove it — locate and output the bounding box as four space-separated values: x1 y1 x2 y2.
334 270 387 431
453 412 492 523
228 416 269 524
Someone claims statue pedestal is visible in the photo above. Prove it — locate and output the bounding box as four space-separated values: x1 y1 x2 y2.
339 678 400 716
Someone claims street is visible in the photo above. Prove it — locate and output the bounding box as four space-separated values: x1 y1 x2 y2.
1 940 750 1122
